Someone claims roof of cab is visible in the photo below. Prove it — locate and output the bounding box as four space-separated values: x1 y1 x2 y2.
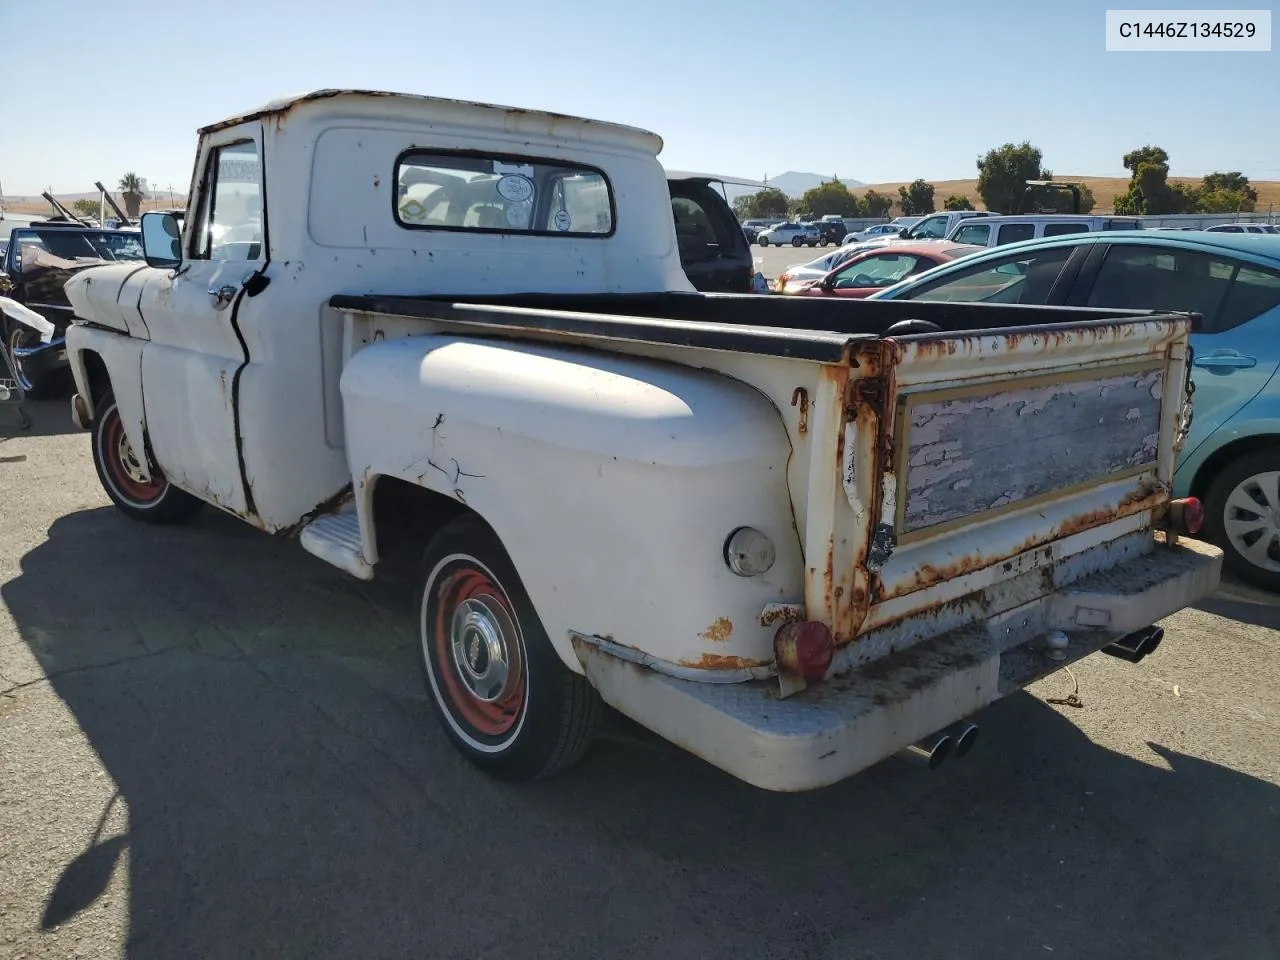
199 89 665 154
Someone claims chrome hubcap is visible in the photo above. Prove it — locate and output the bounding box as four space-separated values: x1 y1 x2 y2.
450 597 514 702
115 432 150 485
1224 470 1280 573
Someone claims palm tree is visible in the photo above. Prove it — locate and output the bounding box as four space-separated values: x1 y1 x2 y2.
118 172 145 218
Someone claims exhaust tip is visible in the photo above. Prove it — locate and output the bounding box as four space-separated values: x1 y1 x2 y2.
951 722 979 758
1101 626 1165 664
1140 627 1165 659
900 733 953 770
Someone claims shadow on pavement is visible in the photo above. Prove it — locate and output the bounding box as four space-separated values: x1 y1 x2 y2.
0 397 81 439
3 506 1278 959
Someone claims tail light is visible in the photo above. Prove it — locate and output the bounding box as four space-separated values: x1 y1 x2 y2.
774 620 834 681
1167 497 1204 536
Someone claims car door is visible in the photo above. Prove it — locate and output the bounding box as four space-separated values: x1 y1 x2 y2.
1071 240 1280 462
134 128 267 515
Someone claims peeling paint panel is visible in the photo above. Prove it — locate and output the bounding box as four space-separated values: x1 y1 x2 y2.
899 365 1165 535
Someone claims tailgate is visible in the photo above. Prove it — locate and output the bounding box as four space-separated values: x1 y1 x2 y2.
810 314 1194 661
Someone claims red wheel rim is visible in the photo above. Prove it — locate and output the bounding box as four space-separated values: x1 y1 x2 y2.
100 405 166 505
430 562 526 739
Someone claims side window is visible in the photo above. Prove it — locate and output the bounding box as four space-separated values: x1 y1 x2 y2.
912 216 948 239
191 140 264 262
896 246 1075 303
1084 245 1238 330
1217 265 1280 331
996 223 1035 245
396 152 613 236
672 195 723 262
833 254 922 288
1043 222 1089 237
952 223 991 245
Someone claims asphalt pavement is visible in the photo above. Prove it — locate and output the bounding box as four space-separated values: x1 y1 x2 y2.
1 399 1278 960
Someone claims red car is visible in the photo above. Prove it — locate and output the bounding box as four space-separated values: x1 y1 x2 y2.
791 241 983 298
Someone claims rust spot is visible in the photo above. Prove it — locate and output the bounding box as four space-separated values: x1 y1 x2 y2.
700 617 734 642
791 387 809 433
759 604 804 628
679 652 769 671
277 483 355 539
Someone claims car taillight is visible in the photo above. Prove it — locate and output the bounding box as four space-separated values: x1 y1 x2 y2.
774 620 833 681
1167 497 1204 536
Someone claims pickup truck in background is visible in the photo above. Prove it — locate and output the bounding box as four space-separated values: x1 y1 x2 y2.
61 90 1220 792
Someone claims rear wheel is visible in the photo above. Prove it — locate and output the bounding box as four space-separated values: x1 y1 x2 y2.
791 236 803 247
91 390 204 524
1204 448 1280 591
758 237 768 247
417 515 602 780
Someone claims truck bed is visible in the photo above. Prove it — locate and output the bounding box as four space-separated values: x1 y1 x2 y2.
328 291 1195 361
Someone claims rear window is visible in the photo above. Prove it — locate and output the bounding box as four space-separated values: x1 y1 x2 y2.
395 151 614 236
1083 245 1258 331
1043 222 1089 237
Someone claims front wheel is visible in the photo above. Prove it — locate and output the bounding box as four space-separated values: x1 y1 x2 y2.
418 515 602 780
1203 448 1280 591
91 389 204 524
791 236 803 247
758 237 768 247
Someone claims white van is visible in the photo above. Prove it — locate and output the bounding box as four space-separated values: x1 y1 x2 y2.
899 210 1001 241
947 215 1142 247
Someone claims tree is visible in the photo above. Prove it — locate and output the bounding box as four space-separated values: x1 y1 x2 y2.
860 189 893 218
897 179 936 216
118 171 145 218
732 186 790 219
943 194 974 211
1113 146 1198 215
1196 171 1257 213
976 142 1044 213
72 199 100 217
800 179 860 218
1076 183 1096 214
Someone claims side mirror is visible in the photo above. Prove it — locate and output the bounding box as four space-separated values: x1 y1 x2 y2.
821 274 838 291
140 212 182 269
898 229 910 239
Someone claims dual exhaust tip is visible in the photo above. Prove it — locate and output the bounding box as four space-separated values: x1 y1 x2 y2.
898 721 979 770
1100 626 1165 664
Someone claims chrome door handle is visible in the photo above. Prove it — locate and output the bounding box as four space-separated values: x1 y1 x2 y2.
1193 354 1257 370
209 284 238 310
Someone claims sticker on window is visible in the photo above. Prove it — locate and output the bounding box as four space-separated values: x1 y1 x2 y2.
553 210 572 232
496 175 534 203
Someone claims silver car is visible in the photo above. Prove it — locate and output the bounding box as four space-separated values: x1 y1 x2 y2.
758 222 820 247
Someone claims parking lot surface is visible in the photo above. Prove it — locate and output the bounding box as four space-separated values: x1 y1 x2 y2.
1 400 1277 960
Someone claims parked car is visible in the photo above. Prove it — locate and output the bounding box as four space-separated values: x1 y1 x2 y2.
740 218 775 242
758 222 820 247
813 219 846 246
774 246 866 292
899 210 1001 241
842 222 903 245
1 223 144 397
947 214 1143 247
667 174 755 293
872 230 1280 589
1206 223 1274 234
787 242 983 298
60 90 1216 792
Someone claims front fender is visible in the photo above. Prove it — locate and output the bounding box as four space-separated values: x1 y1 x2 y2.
65 325 149 480
341 335 804 676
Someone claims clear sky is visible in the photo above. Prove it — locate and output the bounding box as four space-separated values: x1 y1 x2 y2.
1 0 1277 196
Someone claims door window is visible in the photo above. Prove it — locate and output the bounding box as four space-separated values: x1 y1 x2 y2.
1043 222 1089 237
1083 244 1258 331
910 216 949 239
951 223 991 245
191 140 265 262
832 254 925 289
893 246 1075 303
995 223 1035 245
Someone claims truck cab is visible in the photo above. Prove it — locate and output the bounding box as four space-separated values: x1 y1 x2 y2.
61 90 1220 792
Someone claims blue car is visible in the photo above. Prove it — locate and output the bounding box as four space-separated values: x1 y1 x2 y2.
871 231 1280 591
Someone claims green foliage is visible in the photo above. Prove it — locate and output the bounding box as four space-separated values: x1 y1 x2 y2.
860 189 893 218
800 180 860 218
1114 146 1200 215
71 199 100 216
1077 183 1096 214
732 187 790 219
1196 172 1256 213
897 179 936 216
976 142 1044 213
943 194 974 211
117 172 144 197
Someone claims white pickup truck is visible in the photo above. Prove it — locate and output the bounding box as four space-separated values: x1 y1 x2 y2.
62 90 1220 792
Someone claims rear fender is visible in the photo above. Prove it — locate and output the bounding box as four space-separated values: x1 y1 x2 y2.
341 335 805 676
66 325 150 481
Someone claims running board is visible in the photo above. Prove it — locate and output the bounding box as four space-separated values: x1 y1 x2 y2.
299 510 374 580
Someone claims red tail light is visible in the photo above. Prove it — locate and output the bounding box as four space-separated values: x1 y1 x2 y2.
1167 497 1204 536
774 620 834 681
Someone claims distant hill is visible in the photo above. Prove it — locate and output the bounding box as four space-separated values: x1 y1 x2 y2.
765 171 864 198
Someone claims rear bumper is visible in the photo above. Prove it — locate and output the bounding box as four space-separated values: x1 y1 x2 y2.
573 536 1221 792
11 335 67 385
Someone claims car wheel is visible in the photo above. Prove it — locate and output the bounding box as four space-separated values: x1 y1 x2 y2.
758 237 768 247
91 389 204 524
791 236 803 247
1203 448 1280 591
418 515 603 780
